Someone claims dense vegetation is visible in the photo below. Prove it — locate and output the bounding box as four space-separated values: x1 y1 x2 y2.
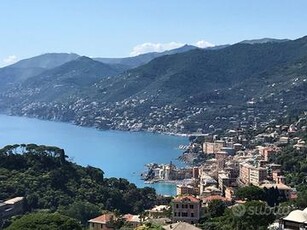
5 212 82 230
201 201 275 230
0 144 156 218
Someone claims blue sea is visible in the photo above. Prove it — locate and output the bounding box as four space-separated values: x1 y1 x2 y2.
0 115 188 196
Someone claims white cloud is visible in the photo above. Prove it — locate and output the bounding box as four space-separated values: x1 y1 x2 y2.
2 55 18 67
130 42 184 56
130 40 215 56
195 40 215 48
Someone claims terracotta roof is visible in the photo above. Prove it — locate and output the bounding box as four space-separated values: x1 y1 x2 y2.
202 195 227 203
89 213 115 224
173 195 200 203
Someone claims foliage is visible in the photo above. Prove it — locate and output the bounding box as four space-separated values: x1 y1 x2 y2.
4 212 82 230
203 201 275 230
135 222 163 230
296 188 307 208
0 144 156 217
58 201 101 225
207 200 227 218
235 185 265 201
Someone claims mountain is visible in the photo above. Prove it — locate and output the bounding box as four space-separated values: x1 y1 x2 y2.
0 53 79 89
1 36 307 133
17 56 123 102
94 44 198 68
92 36 307 103
239 38 290 45
10 53 80 69
0 46 198 89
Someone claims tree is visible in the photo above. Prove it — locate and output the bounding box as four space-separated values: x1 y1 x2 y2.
236 185 265 201
209 201 275 230
296 189 307 208
5 212 82 230
208 200 227 218
58 201 101 225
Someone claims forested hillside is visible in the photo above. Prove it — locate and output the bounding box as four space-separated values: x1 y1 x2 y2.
0 144 156 217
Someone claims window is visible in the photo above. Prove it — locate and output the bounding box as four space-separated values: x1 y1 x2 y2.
178 212 181 217
182 212 188 217
191 213 194 217
174 212 177 216
176 204 179 208
190 204 194 209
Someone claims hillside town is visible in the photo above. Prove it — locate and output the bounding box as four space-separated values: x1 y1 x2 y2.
124 113 306 229
1 114 306 230
75 113 307 229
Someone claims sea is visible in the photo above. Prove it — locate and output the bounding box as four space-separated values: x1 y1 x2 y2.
0 114 188 196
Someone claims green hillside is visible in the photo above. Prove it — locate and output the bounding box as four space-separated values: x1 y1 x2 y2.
0 144 156 215
1 36 307 133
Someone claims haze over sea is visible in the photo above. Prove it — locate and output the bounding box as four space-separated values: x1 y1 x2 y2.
0 114 188 196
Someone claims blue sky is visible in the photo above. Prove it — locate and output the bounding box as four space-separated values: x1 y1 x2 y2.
1 0 307 66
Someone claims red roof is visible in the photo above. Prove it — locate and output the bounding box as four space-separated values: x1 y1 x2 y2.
173 195 200 203
202 195 227 203
89 213 115 224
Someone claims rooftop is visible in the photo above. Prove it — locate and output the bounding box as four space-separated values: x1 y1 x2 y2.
260 183 292 190
4 197 24 205
283 210 307 223
173 195 200 203
202 195 228 203
88 213 115 224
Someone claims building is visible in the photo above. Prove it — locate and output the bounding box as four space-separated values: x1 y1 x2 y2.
172 196 201 224
199 174 217 195
88 213 116 230
260 183 293 200
203 140 225 154
123 214 141 228
218 172 230 190
279 208 307 229
147 205 170 218
249 167 267 185
201 186 222 197
239 163 267 185
177 185 196 196
225 187 237 201
258 147 277 161
201 195 228 206
215 151 228 170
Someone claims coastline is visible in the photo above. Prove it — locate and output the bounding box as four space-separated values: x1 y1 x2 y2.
1 112 191 137
0 113 188 196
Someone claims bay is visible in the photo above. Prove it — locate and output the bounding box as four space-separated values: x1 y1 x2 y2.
0 114 188 196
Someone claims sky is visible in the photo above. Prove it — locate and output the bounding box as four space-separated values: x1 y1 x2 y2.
1 0 307 67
